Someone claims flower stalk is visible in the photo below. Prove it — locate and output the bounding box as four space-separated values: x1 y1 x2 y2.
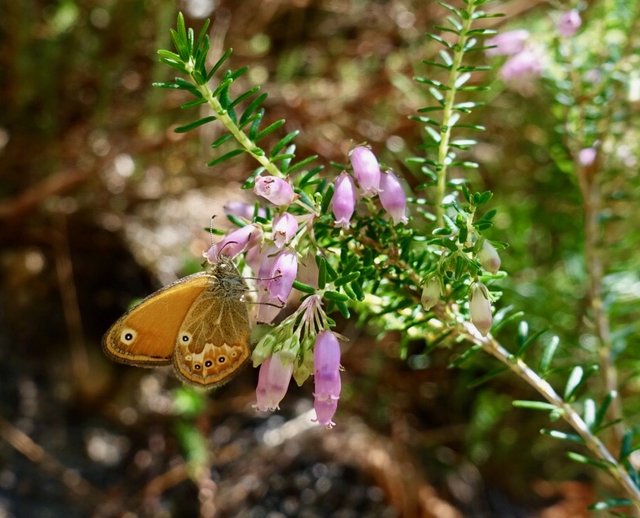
576 148 624 451
461 323 640 511
193 81 285 178
434 1 479 227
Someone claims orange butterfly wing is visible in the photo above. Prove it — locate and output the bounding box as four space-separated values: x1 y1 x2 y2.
102 273 211 366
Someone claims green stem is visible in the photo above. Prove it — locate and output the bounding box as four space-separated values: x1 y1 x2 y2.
193 81 285 178
434 1 477 227
365 235 640 508
576 155 625 452
461 324 640 511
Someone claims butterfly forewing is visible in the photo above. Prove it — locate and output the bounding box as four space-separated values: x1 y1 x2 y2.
102 273 211 366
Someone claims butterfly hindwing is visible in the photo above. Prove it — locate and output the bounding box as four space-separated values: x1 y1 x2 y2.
172 291 251 388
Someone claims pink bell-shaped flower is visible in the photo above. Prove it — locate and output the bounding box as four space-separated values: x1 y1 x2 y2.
331 172 357 229
313 331 341 428
578 147 596 167
268 249 298 305
500 49 543 82
255 353 294 411
486 29 530 57
349 146 381 197
255 247 282 323
379 170 408 224
204 224 259 262
224 201 266 220
272 212 298 248
254 176 296 206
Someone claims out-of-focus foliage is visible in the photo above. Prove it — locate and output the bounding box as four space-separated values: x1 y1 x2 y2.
1 0 639 515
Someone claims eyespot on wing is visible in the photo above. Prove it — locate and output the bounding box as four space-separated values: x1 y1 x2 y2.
102 273 212 366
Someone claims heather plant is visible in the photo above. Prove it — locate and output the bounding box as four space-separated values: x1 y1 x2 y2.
155 0 640 512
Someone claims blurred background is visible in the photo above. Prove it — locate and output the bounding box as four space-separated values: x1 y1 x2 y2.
0 0 621 516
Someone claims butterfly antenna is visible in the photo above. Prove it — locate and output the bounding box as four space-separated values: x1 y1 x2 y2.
208 214 216 248
245 298 286 309
219 240 239 255
243 273 282 282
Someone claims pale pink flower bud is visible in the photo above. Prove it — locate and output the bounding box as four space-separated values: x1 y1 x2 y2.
379 170 408 224
557 10 581 38
245 240 264 275
349 146 381 197
486 29 529 57
255 353 293 411
204 224 259 262
421 277 441 310
224 201 266 220
255 247 282 323
578 147 596 167
272 212 298 248
268 249 298 304
313 331 341 428
478 240 501 274
254 176 296 206
470 284 492 336
500 49 543 82
331 172 357 229
256 291 283 324
257 246 278 280
585 69 602 84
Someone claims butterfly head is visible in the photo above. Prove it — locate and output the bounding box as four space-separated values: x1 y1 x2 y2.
206 254 249 299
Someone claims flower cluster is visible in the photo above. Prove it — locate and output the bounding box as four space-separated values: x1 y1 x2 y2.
204 135 500 423
486 29 544 90
205 175 302 325
331 146 408 228
486 10 582 93
205 171 344 425
250 295 342 427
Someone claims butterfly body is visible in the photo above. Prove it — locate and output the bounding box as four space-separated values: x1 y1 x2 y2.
103 256 251 388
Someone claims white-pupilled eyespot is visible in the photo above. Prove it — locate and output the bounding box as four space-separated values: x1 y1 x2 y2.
120 328 137 345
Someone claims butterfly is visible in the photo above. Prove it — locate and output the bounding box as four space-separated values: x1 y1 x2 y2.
102 255 252 388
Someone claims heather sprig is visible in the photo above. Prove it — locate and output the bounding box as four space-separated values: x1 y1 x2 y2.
410 0 498 226
156 3 507 434
155 2 640 510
